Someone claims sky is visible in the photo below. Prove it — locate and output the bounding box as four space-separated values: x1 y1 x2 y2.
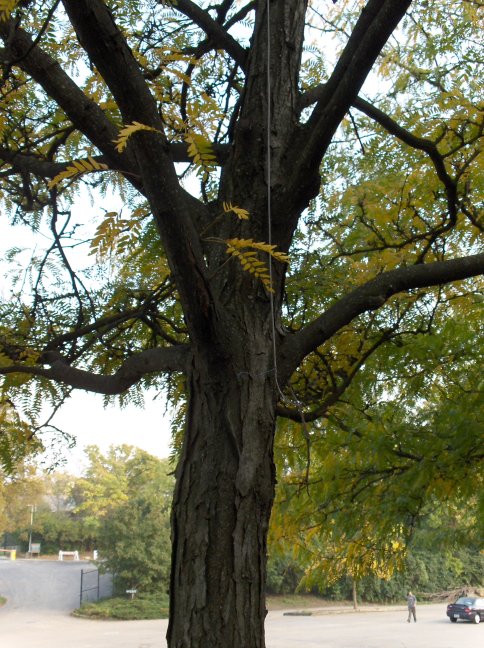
42 389 173 475
1 193 175 475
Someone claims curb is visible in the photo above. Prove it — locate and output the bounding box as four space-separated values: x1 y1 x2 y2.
282 606 407 617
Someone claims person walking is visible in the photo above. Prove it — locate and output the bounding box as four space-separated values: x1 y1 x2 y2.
407 591 417 622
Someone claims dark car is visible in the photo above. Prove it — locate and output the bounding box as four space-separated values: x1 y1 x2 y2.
446 597 484 624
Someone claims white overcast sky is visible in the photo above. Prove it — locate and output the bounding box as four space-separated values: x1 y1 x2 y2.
45 390 173 474
1 193 174 474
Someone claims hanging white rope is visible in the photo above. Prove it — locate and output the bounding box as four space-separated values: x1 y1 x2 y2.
266 1 311 482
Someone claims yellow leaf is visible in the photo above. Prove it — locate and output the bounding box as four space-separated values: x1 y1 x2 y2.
184 132 216 178
223 202 250 220
48 157 109 189
113 121 161 153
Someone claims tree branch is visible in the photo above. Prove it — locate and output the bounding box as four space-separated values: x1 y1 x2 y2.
0 345 190 395
0 147 66 179
60 1 218 347
284 0 412 205
299 89 460 223
171 0 248 71
0 142 229 186
353 97 458 220
62 0 162 130
276 328 393 422
278 253 484 385
0 25 132 173
0 142 229 183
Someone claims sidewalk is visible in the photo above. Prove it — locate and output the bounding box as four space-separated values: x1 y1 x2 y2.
277 602 407 616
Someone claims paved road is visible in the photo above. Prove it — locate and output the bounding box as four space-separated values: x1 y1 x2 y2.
267 604 482 648
0 559 111 611
1 560 482 647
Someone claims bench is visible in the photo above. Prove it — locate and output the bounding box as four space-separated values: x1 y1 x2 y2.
58 550 80 561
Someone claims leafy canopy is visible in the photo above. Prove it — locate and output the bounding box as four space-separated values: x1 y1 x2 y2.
0 0 482 588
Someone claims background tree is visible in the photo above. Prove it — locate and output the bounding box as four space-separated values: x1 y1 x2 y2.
0 2 482 646
0 400 41 473
270 313 483 601
88 447 173 594
0 462 45 549
72 445 173 593
2 445 173 567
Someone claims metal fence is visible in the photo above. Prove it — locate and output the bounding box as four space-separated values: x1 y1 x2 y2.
79 568 113 606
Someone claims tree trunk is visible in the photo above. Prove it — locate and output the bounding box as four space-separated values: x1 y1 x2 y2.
352 579 358 610
167 346 277 647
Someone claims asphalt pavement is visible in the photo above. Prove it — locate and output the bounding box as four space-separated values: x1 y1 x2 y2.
1 559 482 648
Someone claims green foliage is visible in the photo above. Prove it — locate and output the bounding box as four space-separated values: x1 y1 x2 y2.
1 446 173 590
266 553 304 596
74 446 174 594
266 543 484 604
0 401 42 474
74 591 169 620
0 463 45 542
356 549 484 604
270 299 483 591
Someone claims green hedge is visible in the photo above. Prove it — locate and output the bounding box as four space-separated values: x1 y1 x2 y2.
267 548 484 602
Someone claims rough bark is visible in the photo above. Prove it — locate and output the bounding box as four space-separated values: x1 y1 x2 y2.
168 327 277 647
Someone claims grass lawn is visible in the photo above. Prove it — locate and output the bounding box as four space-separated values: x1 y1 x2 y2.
73 593 351 620
73 591 170 620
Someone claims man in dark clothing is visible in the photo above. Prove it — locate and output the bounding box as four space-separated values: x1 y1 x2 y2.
407 591 417 622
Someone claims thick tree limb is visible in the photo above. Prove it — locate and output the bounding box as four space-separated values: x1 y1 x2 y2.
0 147 66 179
278 253 484 385
0 345 190 395
284 0 412 206
221 0 308 219
0 27 132 173
61 0 217 347
62 0 163 130
0 143 229 188
172 0 248 71
0 143 229 183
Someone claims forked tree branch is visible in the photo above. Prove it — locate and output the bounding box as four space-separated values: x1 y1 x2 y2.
284 0 412 205
278 253 484 385
171 0 248 71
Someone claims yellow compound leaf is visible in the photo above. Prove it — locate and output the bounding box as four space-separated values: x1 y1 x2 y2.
226 238 289 264
114 121 162 153
184 132 217 179
225 238 290 293
223 202 250 220
48 156 109 189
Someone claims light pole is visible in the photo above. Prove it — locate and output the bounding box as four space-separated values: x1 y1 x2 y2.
27 504 36 556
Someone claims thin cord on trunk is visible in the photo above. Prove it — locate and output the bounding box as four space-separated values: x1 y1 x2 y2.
266 1 311 486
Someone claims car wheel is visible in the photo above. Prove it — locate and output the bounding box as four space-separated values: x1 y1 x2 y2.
450 618 457 623
473 614 480 624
